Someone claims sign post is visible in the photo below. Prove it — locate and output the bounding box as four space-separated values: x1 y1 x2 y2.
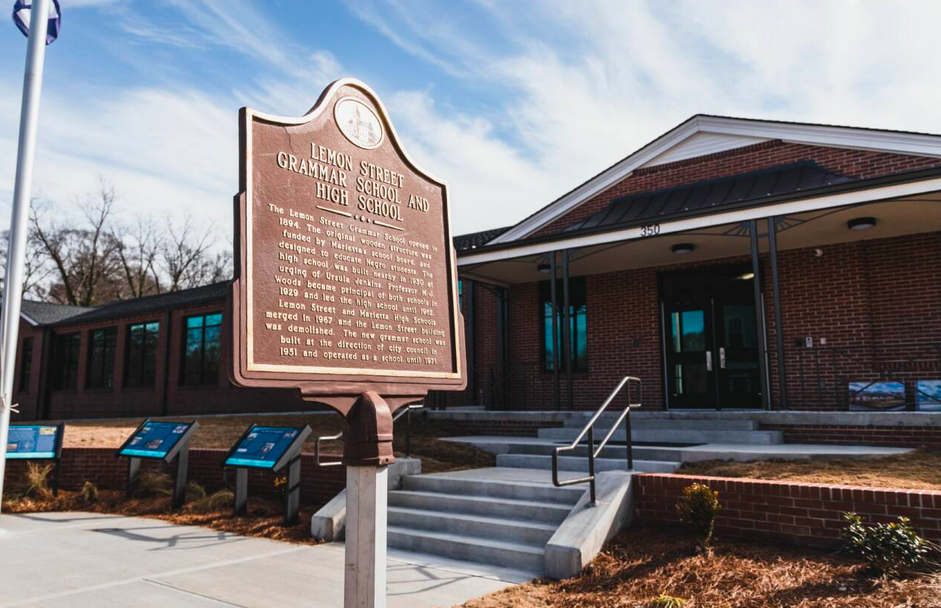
115 420 199 511
229 79 465 607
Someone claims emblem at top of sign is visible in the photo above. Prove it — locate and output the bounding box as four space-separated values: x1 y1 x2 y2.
335 97 383 149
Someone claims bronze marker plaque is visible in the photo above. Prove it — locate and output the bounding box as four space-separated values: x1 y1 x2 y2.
230 79 465 415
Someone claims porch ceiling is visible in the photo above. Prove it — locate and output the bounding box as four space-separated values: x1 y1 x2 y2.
459 193 941 285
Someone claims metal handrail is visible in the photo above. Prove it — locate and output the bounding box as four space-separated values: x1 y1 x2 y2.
551 376 642 504
314 403 423 467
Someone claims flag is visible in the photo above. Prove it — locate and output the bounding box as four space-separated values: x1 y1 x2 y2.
12 0 60 44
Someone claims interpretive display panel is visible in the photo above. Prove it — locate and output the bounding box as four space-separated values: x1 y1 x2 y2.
224 426 306 469
229 78 465 412
117 421 195 459
7 424 61 459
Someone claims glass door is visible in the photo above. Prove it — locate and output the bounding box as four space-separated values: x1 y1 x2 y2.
661 265 763 410
664 301 717 409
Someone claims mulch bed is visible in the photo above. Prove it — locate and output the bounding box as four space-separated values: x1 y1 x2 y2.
3 490 321 544
460 527 941 608
678 449 941 491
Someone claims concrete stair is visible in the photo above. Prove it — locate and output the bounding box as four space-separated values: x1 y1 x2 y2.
386 470 584 575
537 426 783 445
562 416 760 431
496 452 680 473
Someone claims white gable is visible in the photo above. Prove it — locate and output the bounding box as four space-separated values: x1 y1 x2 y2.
641 131 768 168
489 115 941 245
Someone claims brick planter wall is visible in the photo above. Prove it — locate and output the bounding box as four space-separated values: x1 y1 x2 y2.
6 447 346 506
635 474 941 548
762 424 941 449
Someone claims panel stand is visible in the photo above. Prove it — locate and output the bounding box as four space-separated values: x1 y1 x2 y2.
285 456 301 525
345 465 388 608
234 468 249 516
172 447 189 511
126 457 141 499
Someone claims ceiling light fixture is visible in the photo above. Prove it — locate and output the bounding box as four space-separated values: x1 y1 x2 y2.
537 263 552 273
847 217 877 231
671 243 695 255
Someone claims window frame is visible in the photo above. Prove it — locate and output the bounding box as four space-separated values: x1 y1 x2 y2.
52 332 81 391
180 312 223 387
18 337 33 393
86 327 118 390
124 320 160 389
538 277 588 373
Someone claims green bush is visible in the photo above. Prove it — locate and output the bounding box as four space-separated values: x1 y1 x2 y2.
677 482 721 546
841 512 933 576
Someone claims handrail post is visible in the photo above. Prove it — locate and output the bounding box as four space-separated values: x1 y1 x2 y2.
587 425 596 505
625 405 633 471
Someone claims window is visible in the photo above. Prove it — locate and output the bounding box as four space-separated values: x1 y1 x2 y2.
539 277 588 372
53 333 81 390
18 337 33 393
182 313 222 385
126 322 160 388
87 328 117 389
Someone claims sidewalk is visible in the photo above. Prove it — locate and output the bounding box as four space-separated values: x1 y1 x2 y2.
0 512 529 608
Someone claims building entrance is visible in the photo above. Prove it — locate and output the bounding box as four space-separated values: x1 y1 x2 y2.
661 264 762 409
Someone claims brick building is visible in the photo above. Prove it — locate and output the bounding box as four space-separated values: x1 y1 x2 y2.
454 115 941 413
13 282 302 420
10 115 941 420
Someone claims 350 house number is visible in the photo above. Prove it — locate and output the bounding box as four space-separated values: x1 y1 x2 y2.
639 223 661 237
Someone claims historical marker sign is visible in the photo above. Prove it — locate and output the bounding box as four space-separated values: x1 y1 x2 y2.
230 79 465 415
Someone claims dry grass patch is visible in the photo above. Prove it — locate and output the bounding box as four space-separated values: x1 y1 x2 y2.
460 527 941 608
678 449 941 491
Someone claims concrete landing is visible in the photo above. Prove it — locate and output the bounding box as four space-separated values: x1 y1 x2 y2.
443 436 912 462
0 512 530 608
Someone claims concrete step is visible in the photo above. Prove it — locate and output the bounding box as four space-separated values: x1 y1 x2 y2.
505 441 685 463
388 506 557 546
537 427 783 445
388 526 545 574
388 490 573 524
563 417 759 431
496 453 679 473
402 474 583 506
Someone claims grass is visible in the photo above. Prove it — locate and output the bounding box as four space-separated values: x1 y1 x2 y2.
460 527 941 608
678 449 941 491
56 411 495 473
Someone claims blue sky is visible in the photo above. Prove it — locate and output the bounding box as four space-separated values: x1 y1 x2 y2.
1 0 939 238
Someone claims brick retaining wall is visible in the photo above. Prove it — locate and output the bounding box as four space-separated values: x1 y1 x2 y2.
635 474 941 547
6 447 346 505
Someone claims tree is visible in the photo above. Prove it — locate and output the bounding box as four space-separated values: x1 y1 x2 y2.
159 215 229 292
112 215 162 299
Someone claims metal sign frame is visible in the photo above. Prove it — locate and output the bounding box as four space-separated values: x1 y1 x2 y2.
6 422 64 496
115 419 199 511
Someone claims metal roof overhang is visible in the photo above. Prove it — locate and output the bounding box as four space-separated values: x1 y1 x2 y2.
458 168 941 285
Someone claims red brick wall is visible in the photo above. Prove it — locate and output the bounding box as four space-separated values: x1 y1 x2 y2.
6 447 346 505
761 425 941 449
635 474 941 547
12 319 44 420
534 140 941 237
462 230 941 411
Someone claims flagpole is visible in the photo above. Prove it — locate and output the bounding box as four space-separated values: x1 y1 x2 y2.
0 0 52 521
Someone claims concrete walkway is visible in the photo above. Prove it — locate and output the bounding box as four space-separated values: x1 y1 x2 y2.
0 512 532 608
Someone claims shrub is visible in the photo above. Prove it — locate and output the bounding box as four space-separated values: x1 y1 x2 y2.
187 489 235 514
185 481 207 503
130 471 173 499
647 593 688 608
677 482 721 546
841 512 934 576
78 481 99 504
8 462 54 500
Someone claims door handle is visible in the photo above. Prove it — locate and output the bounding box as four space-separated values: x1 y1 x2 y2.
719 347 726 369
705 351 713 371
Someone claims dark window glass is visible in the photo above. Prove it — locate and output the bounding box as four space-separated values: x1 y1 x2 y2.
182 313 222 385
87 328 117 389
126 321 160 388
539 277 588 372
53 333 81 390
18 337 33 393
